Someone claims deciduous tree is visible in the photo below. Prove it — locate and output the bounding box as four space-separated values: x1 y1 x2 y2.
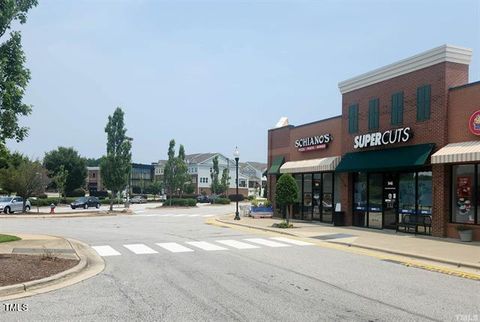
210 155 220 195
275 174 298 225
43 147 87 195
54 165 68 200
100 107 132 211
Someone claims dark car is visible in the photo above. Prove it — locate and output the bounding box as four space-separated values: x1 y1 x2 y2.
196 195 210 203
130 196 147 204
71 196 100 209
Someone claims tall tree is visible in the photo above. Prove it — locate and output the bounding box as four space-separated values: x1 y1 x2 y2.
219 168 230 195
100 107 132 211
0 157 49 212
85 157 102 167
44 147 87 195
163 139 176 204
53 165 68 200
275 174 299 225
210 155 220 195
176 144 189 197
0 0 38 145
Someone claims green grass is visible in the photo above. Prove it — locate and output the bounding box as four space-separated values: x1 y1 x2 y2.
0 234 21 243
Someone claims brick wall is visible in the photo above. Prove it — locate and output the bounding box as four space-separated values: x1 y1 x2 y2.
448 82 480 143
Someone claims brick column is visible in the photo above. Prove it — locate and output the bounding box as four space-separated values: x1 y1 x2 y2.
432 164 450 237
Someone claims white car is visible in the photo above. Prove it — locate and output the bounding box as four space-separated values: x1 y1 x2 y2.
0 196 31 214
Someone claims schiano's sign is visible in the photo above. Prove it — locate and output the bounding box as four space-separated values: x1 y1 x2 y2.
295 134 332 152
354 127 412 149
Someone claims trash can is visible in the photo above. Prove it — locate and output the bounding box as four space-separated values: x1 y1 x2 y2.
333 211 345 226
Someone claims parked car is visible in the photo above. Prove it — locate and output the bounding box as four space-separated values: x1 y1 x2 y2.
130 196 147 204
71 196 100 209
196 195 210 203
0 196 31 214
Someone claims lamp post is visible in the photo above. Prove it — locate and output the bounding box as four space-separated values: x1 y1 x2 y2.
234 146 240 220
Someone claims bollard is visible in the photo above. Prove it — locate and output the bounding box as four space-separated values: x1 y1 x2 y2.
50 203 55 214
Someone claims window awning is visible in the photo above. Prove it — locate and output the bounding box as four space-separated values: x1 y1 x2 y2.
280 156 341 174
431 141 480 164
267 156 285 175
335 143 434 173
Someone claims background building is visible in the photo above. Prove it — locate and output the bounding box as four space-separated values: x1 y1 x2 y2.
130 163 154 194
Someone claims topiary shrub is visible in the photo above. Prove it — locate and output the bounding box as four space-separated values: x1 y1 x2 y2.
163 198 197 207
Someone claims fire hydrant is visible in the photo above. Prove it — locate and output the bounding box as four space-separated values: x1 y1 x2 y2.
50 203 55 214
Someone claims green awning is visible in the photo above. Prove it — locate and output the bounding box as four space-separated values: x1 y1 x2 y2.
335 143 434 173
267 156 285 175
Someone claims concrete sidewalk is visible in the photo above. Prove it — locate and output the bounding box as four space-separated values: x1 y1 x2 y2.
0 234 104 300
217 215 480 270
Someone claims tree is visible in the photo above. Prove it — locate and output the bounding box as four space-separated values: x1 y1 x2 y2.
218 168 230 195
163 141 189 202
149 180 163 200
0 158 49 212
0 0 38 145
210 155 220 195
163 139 176 205
54 165 68 200
85 157 102 167
275 174 299 225
176 144 189 197
44 147 87 195
100 107 132 211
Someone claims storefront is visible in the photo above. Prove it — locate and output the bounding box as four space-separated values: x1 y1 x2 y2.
267 44 480 240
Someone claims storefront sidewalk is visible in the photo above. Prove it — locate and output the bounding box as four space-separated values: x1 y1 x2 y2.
216 215 480 270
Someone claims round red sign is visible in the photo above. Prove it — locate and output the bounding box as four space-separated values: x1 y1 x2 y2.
469 110 480 136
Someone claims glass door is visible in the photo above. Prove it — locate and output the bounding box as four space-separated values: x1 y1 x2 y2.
383 173 398 229
312 174 321 221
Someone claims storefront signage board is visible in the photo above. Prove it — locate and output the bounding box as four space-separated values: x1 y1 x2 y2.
468 110 480 136
353 127 412 149
295 134 332 152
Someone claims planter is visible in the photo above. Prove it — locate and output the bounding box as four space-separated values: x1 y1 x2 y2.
458 229 473 242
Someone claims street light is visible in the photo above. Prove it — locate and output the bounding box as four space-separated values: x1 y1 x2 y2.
234 146 240 220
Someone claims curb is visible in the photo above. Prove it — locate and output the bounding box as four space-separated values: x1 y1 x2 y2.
0 211 132 219
215 217 480 271
0 237 105 300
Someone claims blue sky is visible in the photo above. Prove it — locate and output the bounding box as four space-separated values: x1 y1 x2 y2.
6 0 480 163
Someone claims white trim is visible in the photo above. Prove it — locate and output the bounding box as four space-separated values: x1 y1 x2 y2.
279 156 341 173
431 141 480 164
338 45 472 94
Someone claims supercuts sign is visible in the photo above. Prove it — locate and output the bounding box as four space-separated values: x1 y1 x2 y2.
295 134 332 152
354 127 412 149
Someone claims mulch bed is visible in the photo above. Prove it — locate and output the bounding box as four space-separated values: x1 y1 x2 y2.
0 254 79 286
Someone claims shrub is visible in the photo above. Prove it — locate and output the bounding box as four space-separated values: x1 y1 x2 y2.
163 198 197 207
37 193 48 199
272 221 293 229
67 188 86 197
228 194 244 202
212 197 230 204
247 195 256 201
90 190 109 199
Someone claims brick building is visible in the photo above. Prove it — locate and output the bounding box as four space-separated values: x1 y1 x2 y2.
267 45 480 241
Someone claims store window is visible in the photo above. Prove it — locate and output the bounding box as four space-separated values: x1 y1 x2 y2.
303 174 313 220
313 174 322 221
322 173 333 223
353 172 367 227
417 171 432 215
399 172 416 222
293 174 302 219
391 92 404 125
368 173 383 228
417 84 431 121
452 165 475 224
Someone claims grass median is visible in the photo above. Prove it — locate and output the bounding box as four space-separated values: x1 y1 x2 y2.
0 234 21 243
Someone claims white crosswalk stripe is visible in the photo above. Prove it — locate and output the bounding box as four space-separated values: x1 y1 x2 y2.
216 240 259 249
202 215 214 217
92 245 121 257
156 242 194 253
124 244 158 254
186 241 227 251
270 237 314 246
187 214 200 217
244 238 291 248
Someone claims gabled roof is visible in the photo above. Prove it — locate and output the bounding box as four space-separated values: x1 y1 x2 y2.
246 161 267 172
185 153 220 164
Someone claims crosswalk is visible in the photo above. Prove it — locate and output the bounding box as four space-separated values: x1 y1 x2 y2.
92 237 314 257
134 213 214 218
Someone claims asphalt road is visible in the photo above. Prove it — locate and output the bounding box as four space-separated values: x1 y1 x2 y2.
0 204 479 321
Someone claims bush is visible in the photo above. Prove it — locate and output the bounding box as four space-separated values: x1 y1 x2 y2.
228 194 244 202
90 190 109 199
67 188 86 197
212 197 230 204
163 198 197 207
247 195 256 201
272 221 293 229
30 197 77 207
166 194 197 200
37 193 48 199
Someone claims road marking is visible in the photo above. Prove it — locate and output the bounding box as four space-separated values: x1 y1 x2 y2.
173 214 186 217
92 246 121 257
270 237 314 246
188 214 200 217
216 240 260 249
135 210 146 214
186 241 227 251
203 215 214 218
156 242 194 253
244 238 291 248
123 244 158 254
